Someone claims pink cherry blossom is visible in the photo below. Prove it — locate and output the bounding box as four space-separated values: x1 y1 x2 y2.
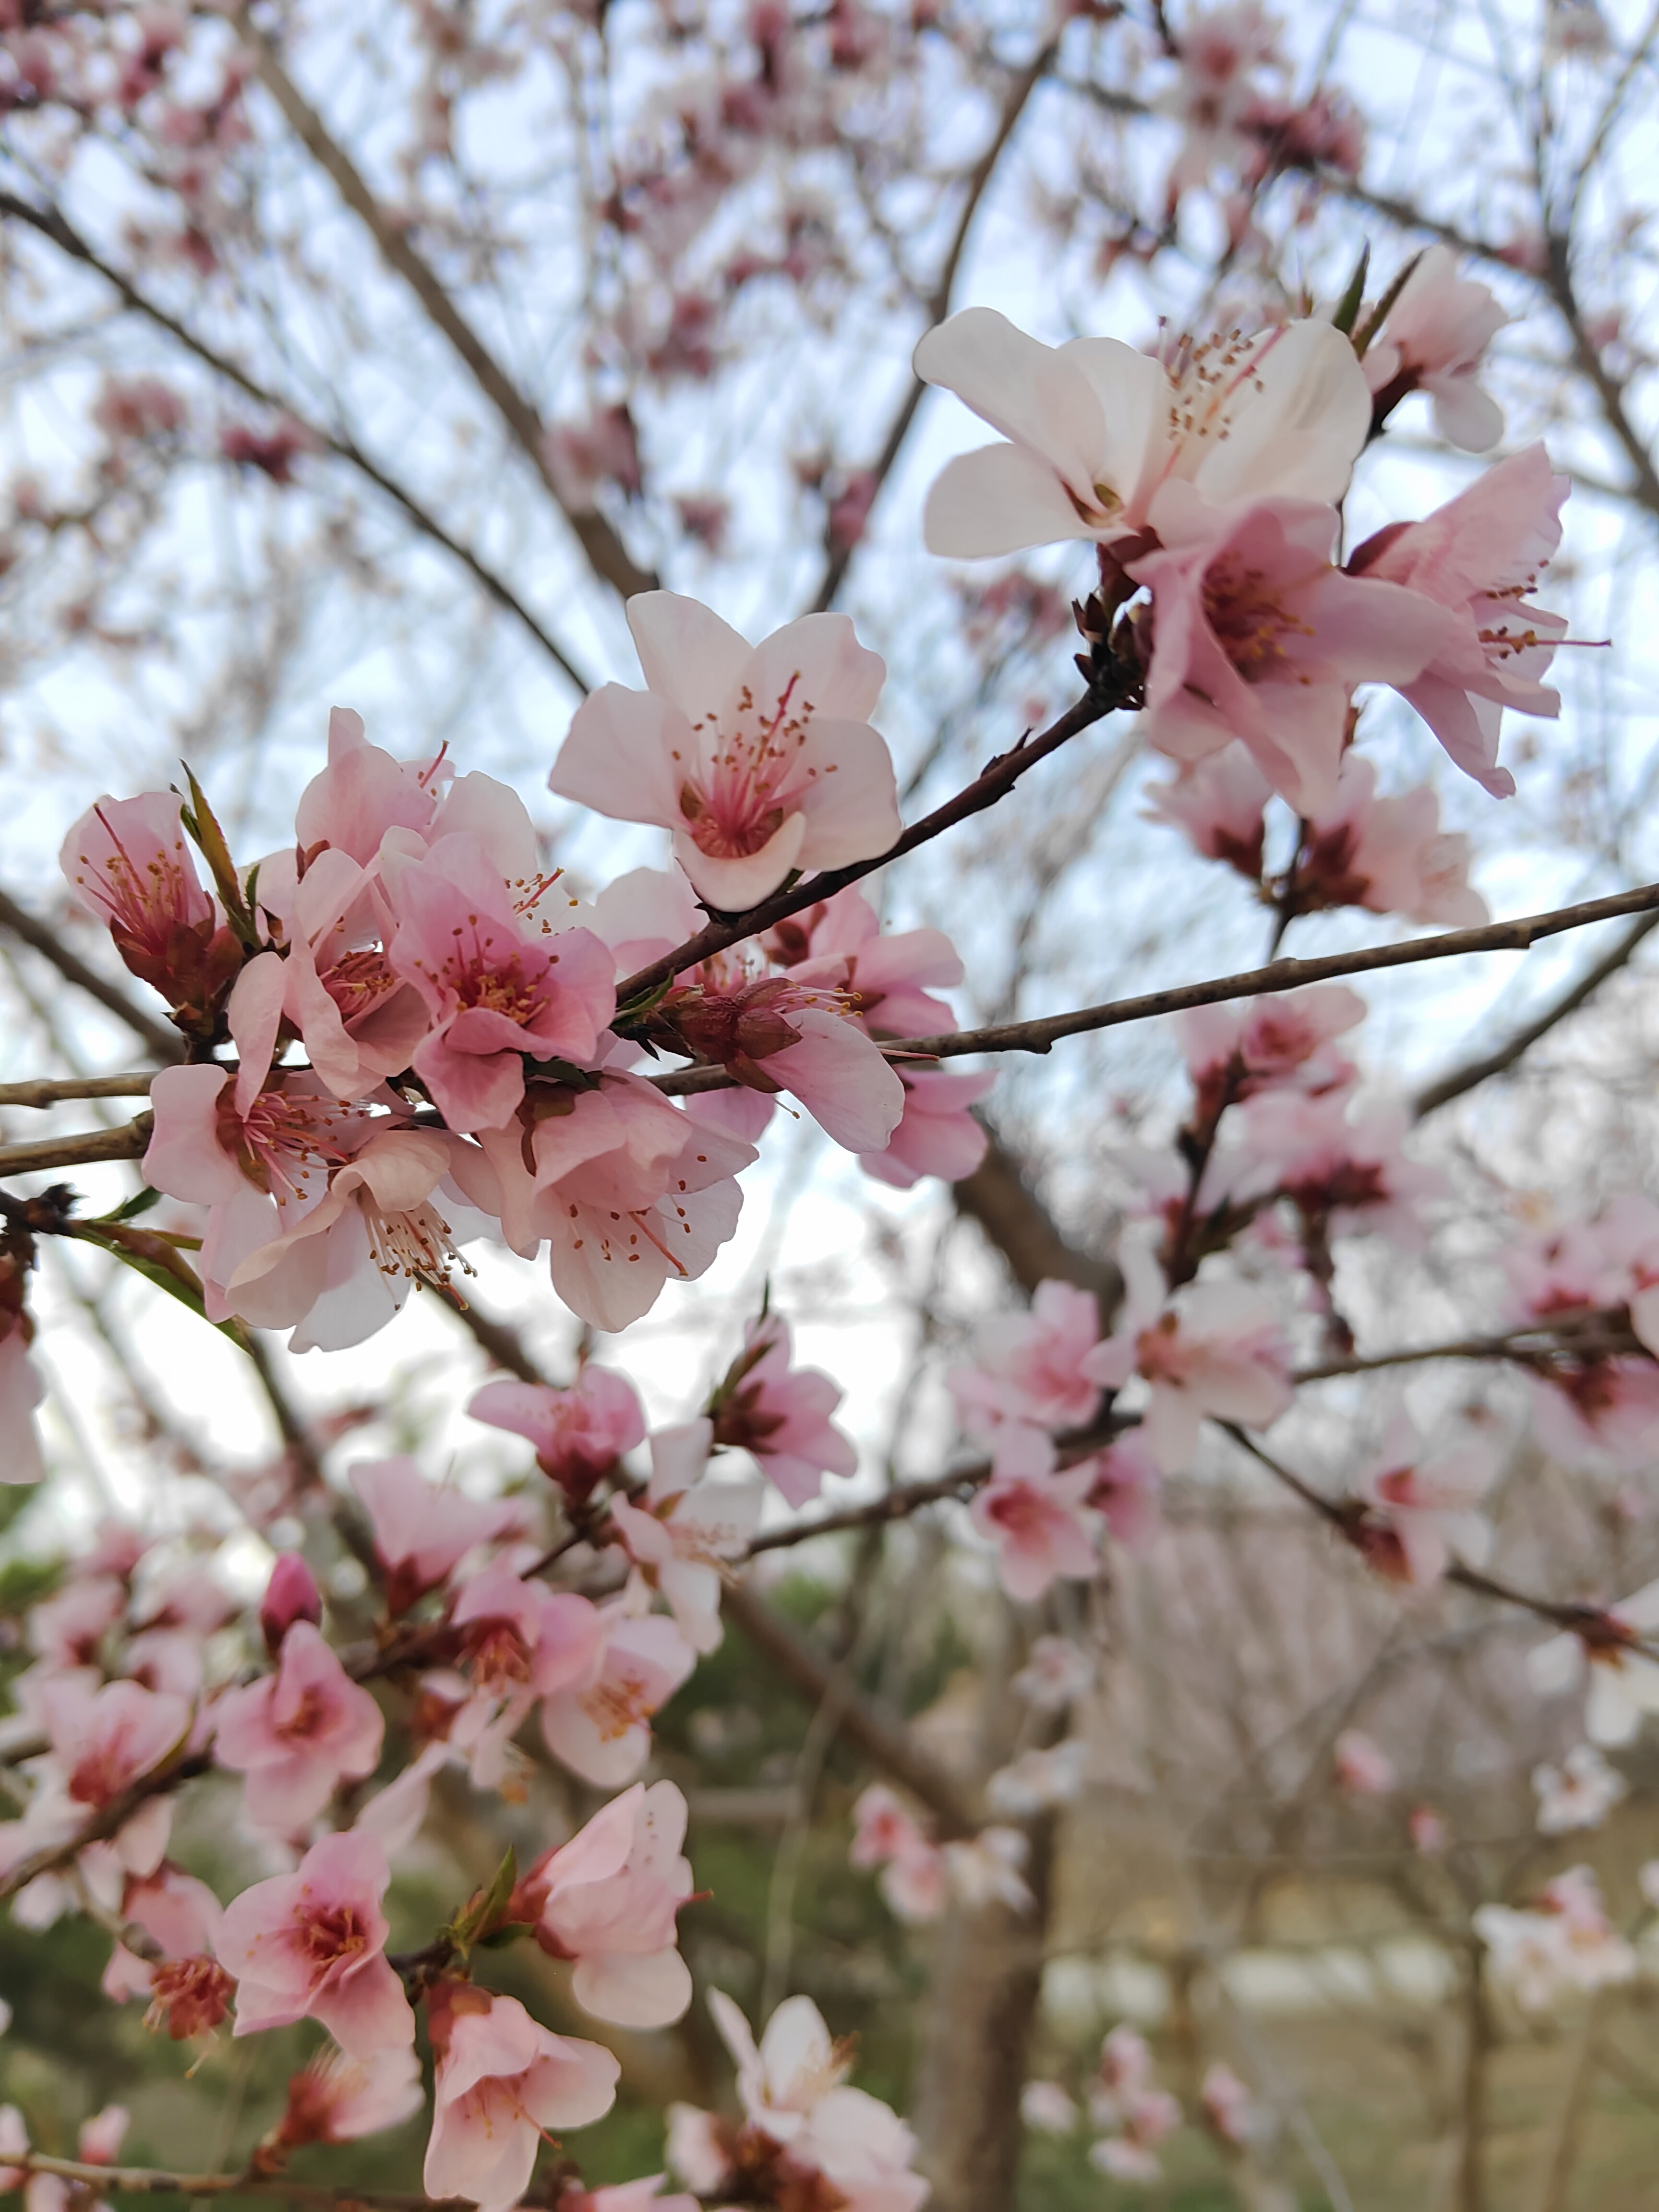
272 2043 425 2150
27 1578 123 1674
212 1619 384 1829
858 1064 994 1188
986 1740 1086 1816
24 2109 128 2212
423 1986 619 2212
949 1278 1104 1435
610 1428 763 1654
1128 495 1457 816
447 1570 603 1789
259 1553 322 1655
1293 754 1487 925
850 1784 927 1871
223 1128 487 1351
59 790 232 1008
848 1785 946 1924
290 706 442 866
1475 1866 1636 2009
765 883 964 1039
1086 1431 1164 1550
386 833 614 1131
1178 985 1365 1129
1143 744 1271 879
540 1608 697 1788
1021 2081 1080 2135
565 2180 697 2212
1362 246 1508 450
472 1070 757 1332
516 1779 696 2027
709 1313 858 1507
1224 1090 1447 1247
915 309 1371 559
550 592 900 910
101 1863 231 2038
260 842 431 1102
1200 2062 1257 2148
1082 1244 1293 1472
1334 1728 1396 1797
41 1675 189 1871
970 1426 1101 1601
351 1457 527 1614
1353 1421 1497 1586
468 1367 645 1500
1011 1635 1096 1710
215 1829 414 2055
1347 443 1570 797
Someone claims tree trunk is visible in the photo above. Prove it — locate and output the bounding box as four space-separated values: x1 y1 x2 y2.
911 1815 1055 2212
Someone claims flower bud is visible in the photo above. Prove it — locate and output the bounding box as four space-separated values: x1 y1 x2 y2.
259 1552 322 1655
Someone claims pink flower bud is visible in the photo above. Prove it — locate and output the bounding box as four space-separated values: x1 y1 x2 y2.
259 1552 322 1655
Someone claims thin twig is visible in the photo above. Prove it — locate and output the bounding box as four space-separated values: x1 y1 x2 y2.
9 2157 467 2211
0 1116 153 1176
228 5 655 604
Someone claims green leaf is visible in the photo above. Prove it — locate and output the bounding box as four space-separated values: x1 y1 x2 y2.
179 762 255 940
1353 249 1426 358
449 1845 518 1953
1329 242 1370 337
78 1220 251 1350
96 1185 163 1225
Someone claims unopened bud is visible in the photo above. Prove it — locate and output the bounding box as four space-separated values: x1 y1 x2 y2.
259 1552 321 1655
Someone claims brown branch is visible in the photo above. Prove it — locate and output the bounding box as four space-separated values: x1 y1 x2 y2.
615 679 1130 1003
0 886 183 1063
228 5 656 604
950 1119 1122 1312
1413 907 1659 1117
11 2157 466 2211
1544 230 1659 522
0 1114 152 1177
0 1072 157 1109
808 40 1055 613
0 189 595 696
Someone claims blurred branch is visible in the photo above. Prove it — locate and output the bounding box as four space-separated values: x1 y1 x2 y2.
0 1116 152 1175
228 4 657 604
0 1749 211 1905
1412 909 1659 1117
0 190 596 696
808 38 1056 613
0 885 182 1062
951 1120 1122 1312
1544 229 1659 521
10 2158 465 2211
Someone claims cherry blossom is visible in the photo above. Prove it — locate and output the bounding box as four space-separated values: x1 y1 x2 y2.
1533 1743 1627 1834
550 592 900 910
1334 1729 1396 1797
1347 443 1569 797
351 1456 527 1615
1200 2062 1258 2148
1021 2082 1079 2136
848 1783 947 1924
446 1569 605 1789
23 2107 128 2212
1128 495 1455 816
915 309 1371 559
215 1830 415 2056
1361 246 1508 450
385 832 614 1131
540 1607 697 1788
102 1862 231 2038
765 883 963 1040
33 1676 190 1885
858 1064 994 1188
610 1425 763 1653
1143 744 1271 879
705 1313 858 1506
1082 1242 1293 1472
59 790 234 1014
1528 1583 1659 1745
212 1619 384 1829
259 1553 322 1655
943 1826 1033 1912
1353 1423 1497 1587
1012 1635 1097 1711
269 2044 425 2151
949 1277 1104 1434
424 1985 620 2212
986 1740 1087 1816
1475 1867 1636 2010
468 1368 646 1500
515 1780 695 2028
1178 985 1365 1128
969 1425 1101 1600
1292 754 1487 926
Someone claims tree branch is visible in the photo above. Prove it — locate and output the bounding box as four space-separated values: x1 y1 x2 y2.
0 1116 152 1177
0 886 183 1063
0 1072 157 1109
950 1119 1122 1313
1412 908 1659 1117
227 4 656 604
0 1749 211 1906
0 189 595 696
10 2157 466 2211
807 40 1055 613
